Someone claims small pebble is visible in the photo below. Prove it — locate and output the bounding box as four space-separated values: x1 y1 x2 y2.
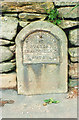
43 103 47 106
22 112 24 114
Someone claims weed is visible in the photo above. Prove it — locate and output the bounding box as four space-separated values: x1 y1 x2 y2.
45 8 62 25
45 4 79 25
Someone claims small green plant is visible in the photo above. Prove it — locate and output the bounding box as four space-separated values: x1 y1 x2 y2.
43 98 60 106
45 8 62 25
45 4 79 25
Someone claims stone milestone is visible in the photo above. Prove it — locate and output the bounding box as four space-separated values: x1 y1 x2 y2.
16 21 68 95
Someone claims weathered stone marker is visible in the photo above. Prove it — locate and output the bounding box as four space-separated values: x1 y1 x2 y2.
16 21 68 95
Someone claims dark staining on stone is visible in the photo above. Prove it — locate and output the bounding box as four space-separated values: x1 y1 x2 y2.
44 64 47 69
23 65 29 90
31 64 43 79
26 41 28 43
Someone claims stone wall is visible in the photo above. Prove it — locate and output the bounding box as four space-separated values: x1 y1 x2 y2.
0 2 79 89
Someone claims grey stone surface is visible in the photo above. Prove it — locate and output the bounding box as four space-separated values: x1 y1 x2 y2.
69 47 78 57
0 39 14 46
19 13 47 21
70 57 79 62
1 90 77 118
0 46 14 62
0 16 18 40
55 2 78 6
69 47 79 62
0 73 16 89
59 20 79 29
16 21 68 95
58 7 78 18
0 62 15 73
19 21 29 27
3 13 18 17
69 29 79 45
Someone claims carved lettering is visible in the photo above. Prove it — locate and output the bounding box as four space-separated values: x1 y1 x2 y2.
22 31 60 64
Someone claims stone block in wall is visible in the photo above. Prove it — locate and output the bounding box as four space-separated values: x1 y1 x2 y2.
69 29 79 46
69 47 79 62
3 13 18 18
9 45 16 53
0 46 14 63
55 2 78 6
0 39 14 46
58 20 78 29
0 62 16 73
19 21 29 27
69 63 79 78
1 2 54 13
58 7 78 18
11 59 16 63
0 16 18 40
19 13 47 21
0 73 16 89
69 79 78 88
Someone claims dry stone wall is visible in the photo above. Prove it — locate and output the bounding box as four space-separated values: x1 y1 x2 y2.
0 2 79 89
